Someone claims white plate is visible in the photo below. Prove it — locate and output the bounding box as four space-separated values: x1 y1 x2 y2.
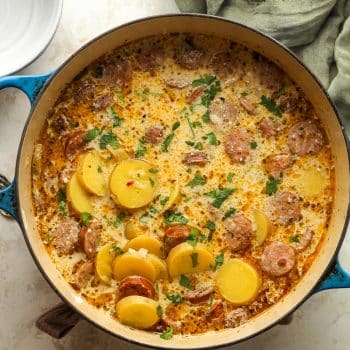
0 0 63 77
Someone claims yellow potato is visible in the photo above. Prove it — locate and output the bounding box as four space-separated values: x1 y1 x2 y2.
95 243 117 284
167 242 214 278
216 259 261 305
116 295 159 329
293 167 327 197
125 236 164 258
77 151 107 196
124 219 141 240
159 178 179 213
253 209 271 245
67 172 92 214
147 253 168 280
112 252 157 282
109 159 157 209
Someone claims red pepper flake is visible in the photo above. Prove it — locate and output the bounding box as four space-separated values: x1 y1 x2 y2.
126 180 134 186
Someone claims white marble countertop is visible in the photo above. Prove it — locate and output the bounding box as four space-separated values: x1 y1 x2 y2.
0 1 350 349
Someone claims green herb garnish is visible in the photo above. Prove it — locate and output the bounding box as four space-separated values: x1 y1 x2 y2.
214 252 224 270
166 293 183 304
160 196 169 206
110 243 124 255
289 235 300 243
179 274 194 290
57 187 67 217
201 78 221 107
187 227 200 247
190 252 199 267
83 128 100 142
149 167 158 174
250 141 258 149
81 212 92 226
163 211 188 225
266 177 281 195
223 207 236 219
160 326 173 340
161 133 174 152
260 95 282 117
156 305 163 318
202 110 210 124
172 121 180 131
99 131 120 150
205 188 236 208
135 138 147 158
227 172 234 183
192 75 216 87
186 172 206 187
109 107 122 127
149 177 155 187
114 89 125 106
241 91 249 96
205 132 218 146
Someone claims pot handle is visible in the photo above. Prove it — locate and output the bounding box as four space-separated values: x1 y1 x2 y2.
0 72 54 221
314 257 350 292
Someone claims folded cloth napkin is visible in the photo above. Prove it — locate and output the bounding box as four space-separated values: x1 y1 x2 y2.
176 0 350 133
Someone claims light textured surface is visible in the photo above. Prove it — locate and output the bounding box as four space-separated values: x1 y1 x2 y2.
0 0 349 349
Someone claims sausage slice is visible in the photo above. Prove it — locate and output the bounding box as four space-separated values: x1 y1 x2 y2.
165 79 189 89
64 130 88 159
265 153 294 178
145 126 164 144
210 51 235 80
183 152 208 166
291 228 314 252
209 98 237 129
267 191 301 226
224 308 249 328
101 57 132 88
224 213 253 252
72 260 94 290
184 285 214 304
259 118 283 139
240 98 257 115
164 225 191 254
176 40 204 70
287 120 324 156
206 301 224 321
52 218 80 255
260 241 295 277
79 219 102 259
118 275 155 300
224 130 251 163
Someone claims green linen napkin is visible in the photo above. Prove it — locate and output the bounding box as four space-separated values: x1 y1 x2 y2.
176 0 350 133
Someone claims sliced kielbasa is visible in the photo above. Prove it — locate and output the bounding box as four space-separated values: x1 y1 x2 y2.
209 98 237 129
79 219 102 259
72 81 94 104
240 97 256 115
64 130 88 159
224 308 249 328
137 47 164 73
52 218 80 255
145 126 164 144
72 260 94 290
287 120 324 156
224 213 253 252
184 285 214 304
254 55 285 91
165 79 189 89
52 114 69 135
183 152 208 166
176 39 204 70
210 51 235 80
164 225 191 254
291 228 314 252
259 118 283 139
92 92 113 111
260 241 295 277
206 301 224 321
267 191 301 226
187 86 205 104
278 94 298 113
224 130 251 164
101 57 132 88
265 153 293 178
118 275 155 300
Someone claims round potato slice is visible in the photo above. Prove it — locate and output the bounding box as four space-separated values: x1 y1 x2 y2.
109 159 157 209
125 236 164 258
112 252 157 282
216 259 261 305
124 219 140 240
77 151 107 196
292 167 327 197
253 209 271 245
116 295 159 329
167 242 214 278
147 253 168 280
67 172 92 214
95 243 117 284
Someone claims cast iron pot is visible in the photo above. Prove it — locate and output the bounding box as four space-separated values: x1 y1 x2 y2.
0 14 350 349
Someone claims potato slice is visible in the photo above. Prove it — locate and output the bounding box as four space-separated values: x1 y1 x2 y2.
67 172 92 214
116 295 159 329
293 167 327 197
159 178 179 213
253 209 271 245
216 259 261 305
167 242 214 278
125 236 164 258
147 253 168 280
124 219 141 240
95 243 117 284
109 159 157 209
112 252 157 282
77 151 107 196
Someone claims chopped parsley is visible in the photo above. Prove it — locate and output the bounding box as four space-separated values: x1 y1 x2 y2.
266 177 281 195
57 187 67 217
81 212 92 226
205 220 216 231
260 95 282 117
109 107 122 127
148 167 159 174
139 212 150 224
191 252 199 267
191 121 202 128
185 140 195 146
97 165 103 173
149 177 155 187
250 141 258 149
214 252 224 270
241 91 249 96
194 142 203 150
276 85 286 98
179 274 194 290
223 207 236 219
114 89 125 106
160 133 174 152
166 293 183 304
163 211 188 225
205 132 218 146
99 131 120 149
156 305 163 318
227 172 234 183
83 128 100 142
172 121 180 131
192 75 217 87
201 78 221 108
205 188 236 208
160 326 173 340
160 196 169 206
187 227 200 247
186 172 206 187
110 243 124 255
201 110 210 123
289 235 300 243
185 114 196 138
135 138 147 158
114 212 126 227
